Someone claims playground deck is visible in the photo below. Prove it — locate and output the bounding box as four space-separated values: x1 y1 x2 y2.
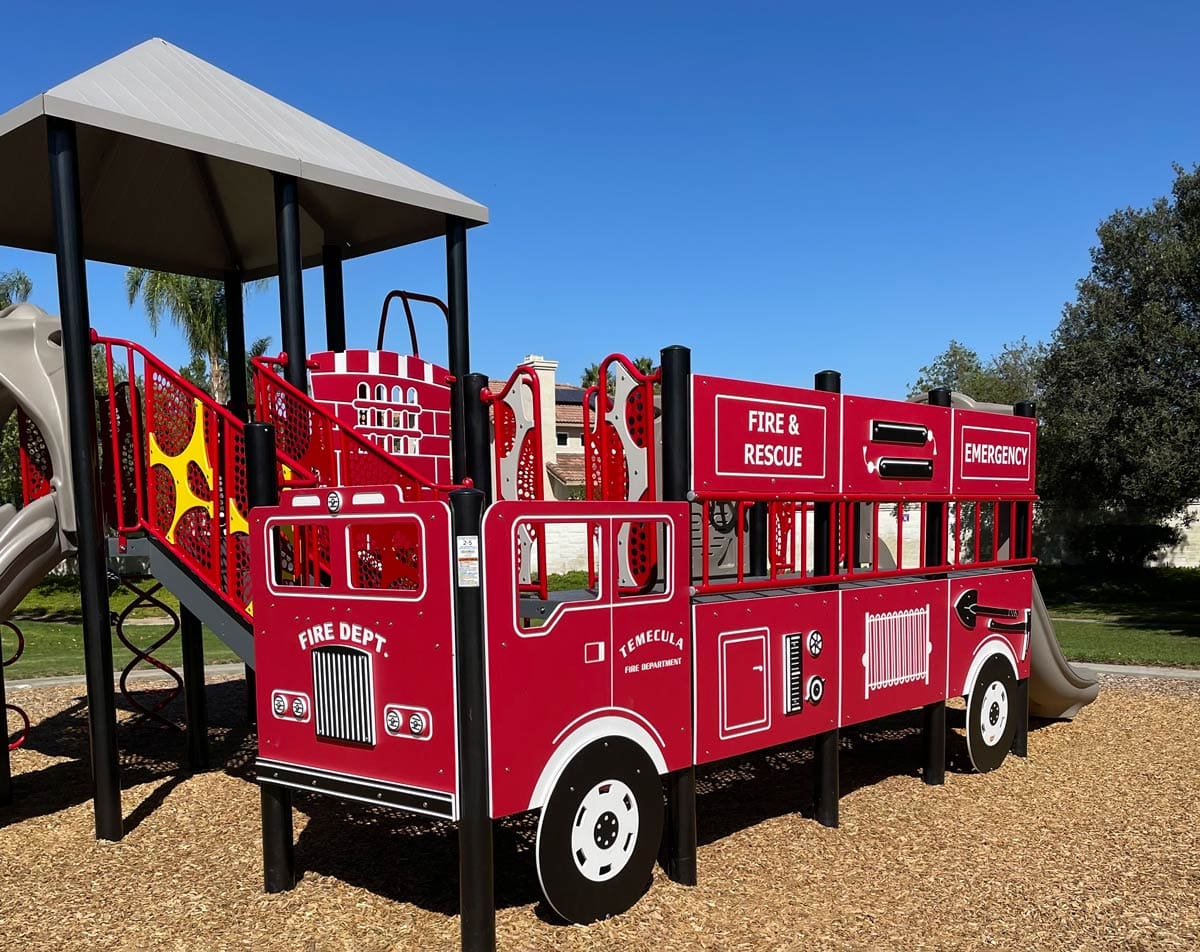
1 675 1196 951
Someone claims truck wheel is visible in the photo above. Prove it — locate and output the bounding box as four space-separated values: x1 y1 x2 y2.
535 736 664 924
966 654 1017 773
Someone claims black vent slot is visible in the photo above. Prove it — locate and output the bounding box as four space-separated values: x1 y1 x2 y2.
312 645 376 746
783 633 804 715
877 457 934 480
871 420 929 446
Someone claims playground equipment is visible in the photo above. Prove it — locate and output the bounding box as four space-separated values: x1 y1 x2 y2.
0 37 1099 952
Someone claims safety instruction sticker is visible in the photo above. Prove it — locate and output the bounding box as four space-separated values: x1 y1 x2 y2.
456 535 480 587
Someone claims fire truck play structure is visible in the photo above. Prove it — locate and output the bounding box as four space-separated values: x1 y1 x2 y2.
0 37 1101 952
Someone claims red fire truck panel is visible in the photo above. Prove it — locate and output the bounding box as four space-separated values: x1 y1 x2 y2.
692 589 839 764
951 409 1037 495
841 396 952 496
948 569 1034 693
482 501 691 819
690 374 840 496
838 579 951 728
252 490 458 816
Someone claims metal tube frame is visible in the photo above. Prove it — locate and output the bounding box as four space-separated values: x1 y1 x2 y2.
47 116 123 841
224 270 248 421
322 244 346 353
274 174 307 393
181 606 209 771
659 344 698 886
446 219 471 483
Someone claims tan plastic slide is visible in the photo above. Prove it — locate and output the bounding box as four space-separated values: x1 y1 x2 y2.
0 303 75 623
1029 575 1100 719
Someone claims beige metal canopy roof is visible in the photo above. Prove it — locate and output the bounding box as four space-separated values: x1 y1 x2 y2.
0 38 488 279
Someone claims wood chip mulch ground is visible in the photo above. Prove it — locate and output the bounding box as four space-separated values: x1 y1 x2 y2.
1 675 1197 951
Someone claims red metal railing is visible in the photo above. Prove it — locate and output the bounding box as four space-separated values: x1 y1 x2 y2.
692 491 1037 595
253 354 459 500
91 333 318 622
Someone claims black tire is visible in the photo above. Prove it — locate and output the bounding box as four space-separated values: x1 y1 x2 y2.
966 654 1017 773
535 736 664 924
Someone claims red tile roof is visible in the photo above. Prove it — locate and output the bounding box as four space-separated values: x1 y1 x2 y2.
547 453 586 486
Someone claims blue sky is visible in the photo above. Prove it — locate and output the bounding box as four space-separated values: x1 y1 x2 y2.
2 1 1197 397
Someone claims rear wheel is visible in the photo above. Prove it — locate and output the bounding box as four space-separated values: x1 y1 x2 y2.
535 736 664 924
966 654 1017 772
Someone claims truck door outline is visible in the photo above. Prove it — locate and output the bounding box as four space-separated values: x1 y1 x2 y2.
718 627 771 738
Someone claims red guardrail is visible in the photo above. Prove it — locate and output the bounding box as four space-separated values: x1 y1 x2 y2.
92 333 318 622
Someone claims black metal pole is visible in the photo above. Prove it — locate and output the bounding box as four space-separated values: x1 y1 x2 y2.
181 607 209 771
925 388 951 569
1012 675 1030 758
922 700 946 785
446 218 471 483
47 117 123 842
224 271 248 421
245 667 257 727
0 632 10 805
813 371 841 581
659 344 698 885
748 502 768 577
274 174 307 393
322 244 346 353
450 488 495 952
462 373 493 504
814 728 839 827
1014 400 1036 560
247 422 295 892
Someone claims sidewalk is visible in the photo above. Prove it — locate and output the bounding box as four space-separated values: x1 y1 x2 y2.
5 662 245 691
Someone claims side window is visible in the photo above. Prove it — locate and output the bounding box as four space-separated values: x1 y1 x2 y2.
513 518 602 632
407 386 418 404
270 522 332 590
375 383 386 401
391 385 403 403
356 382 368 400
614 518 670 599
346 519 424 596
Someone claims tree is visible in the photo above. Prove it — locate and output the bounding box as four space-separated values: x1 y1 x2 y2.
909 337 1046 405
180 335 271 399
581 356 657 394
0 268 33 507
0 268 32 309
1037 164 1200 564
125 270 265 405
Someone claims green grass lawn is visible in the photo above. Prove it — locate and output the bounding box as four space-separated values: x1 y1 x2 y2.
2 620 241 680
1040 565 1200 668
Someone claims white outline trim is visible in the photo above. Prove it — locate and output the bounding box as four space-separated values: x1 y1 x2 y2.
717 627 771 739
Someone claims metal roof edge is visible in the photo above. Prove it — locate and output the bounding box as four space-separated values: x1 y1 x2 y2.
0 94 46 140
300 160 489 223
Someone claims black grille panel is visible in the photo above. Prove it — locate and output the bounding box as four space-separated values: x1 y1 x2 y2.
312 646 376 745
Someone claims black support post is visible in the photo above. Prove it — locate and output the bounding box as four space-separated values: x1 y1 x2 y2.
450 488 495 952
446 219 471 483
1012 676 1030 758
274 174 307 393
181 607 209 771
659 344 698 885
921 387 951 784
0 635 10 805
462 373 493 503
922 700 946 785
322 244 346 353
245 667 258 727
925 388 952 569
1012 398 1035 759
248 423 295 892
813 370 841 580
47 117 123 842
748 502 768 577
224 271 248 421
814 728 839 827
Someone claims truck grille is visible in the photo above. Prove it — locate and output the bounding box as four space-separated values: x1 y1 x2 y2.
312 646 376 745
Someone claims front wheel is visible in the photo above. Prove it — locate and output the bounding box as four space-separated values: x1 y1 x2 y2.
966 654 1017 772
535 736 664 924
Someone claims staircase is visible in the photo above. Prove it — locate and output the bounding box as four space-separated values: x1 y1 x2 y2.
92 333 446 664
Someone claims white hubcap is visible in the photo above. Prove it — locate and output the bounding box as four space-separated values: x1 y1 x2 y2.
569 778 640 882
979 681 1008 747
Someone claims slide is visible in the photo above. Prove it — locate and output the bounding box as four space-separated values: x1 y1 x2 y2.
0 303 74 623
0 496 65 621
1029 575 1100 719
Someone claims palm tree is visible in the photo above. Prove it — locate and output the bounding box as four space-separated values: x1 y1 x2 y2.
125 270 264 405
0 268 32 309
581 355 657 395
